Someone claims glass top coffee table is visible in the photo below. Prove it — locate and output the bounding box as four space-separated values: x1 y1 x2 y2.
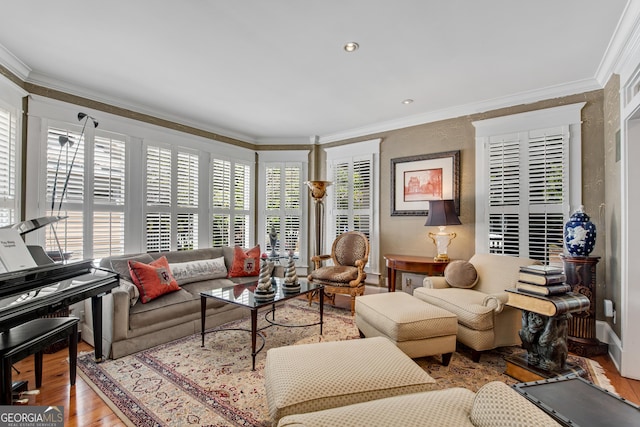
200 277 324 370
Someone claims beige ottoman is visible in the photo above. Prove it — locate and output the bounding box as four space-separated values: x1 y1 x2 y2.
264 336 436 426
355 292 458 364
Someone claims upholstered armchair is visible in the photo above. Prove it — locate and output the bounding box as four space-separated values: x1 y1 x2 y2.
307 231 370 315
413 253 539 362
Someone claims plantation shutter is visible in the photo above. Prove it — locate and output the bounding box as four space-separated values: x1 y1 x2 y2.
265 165 282 254
0 107 16 225
45 125 86 259
177 151 198 208
486 127 569 262
93 135 126 258
527 127 567 262
488 133 521 255
145 145 172 252
176 151 199 250
333 161 350 235
329 154 373 240
233 163 251 247
263 163 302 258
211 158 252 248
146 212 171 252
146 146 172 207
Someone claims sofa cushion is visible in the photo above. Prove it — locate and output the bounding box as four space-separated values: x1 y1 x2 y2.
413 287 495 331
308 265 359 283
129 256 181 303
228 245 261 277
445 260 479 289
169 256 227 285
110 253 154 282
277 387 475 427
470 381 560 427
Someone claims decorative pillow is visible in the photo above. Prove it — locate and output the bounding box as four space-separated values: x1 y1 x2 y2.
444 260 479 289
228 245 261 278
110 253 154 282
128 256 181 303
169 257 227 285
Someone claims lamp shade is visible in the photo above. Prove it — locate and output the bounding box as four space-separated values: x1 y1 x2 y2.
424 200 461 227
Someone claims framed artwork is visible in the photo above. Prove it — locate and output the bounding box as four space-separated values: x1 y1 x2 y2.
390 150 460 216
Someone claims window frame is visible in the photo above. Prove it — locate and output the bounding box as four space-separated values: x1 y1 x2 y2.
0 76 26 227
325 139 380 277
257 150 309 266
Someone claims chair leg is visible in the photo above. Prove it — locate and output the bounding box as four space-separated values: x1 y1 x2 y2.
349 295 356 316
471 350 482 363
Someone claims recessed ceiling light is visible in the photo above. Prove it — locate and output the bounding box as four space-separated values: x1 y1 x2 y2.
344 42 359 52
402 99 414 104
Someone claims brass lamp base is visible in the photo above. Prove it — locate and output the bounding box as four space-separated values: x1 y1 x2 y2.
434 254 450 262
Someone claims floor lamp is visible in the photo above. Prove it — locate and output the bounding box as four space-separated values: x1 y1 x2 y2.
305 180 332 257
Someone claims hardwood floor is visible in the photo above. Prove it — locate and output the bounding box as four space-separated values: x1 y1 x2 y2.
8 289 640 425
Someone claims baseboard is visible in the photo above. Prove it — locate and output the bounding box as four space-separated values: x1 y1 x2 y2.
596 319 622 371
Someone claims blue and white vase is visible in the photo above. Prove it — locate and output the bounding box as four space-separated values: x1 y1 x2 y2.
564 206 596 256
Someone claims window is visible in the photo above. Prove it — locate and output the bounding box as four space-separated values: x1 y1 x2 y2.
92 134 126 258
0 105 17 226
212 157 252 248
45 123 127 260
262 161 304 258
330 156 372 238
144 144 199 252
325 139 380 275
474 104 584 262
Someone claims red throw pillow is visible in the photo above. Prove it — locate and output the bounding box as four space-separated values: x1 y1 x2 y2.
228 245 261 277
128 256 181 303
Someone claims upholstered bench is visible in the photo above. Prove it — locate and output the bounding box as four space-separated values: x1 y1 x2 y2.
355 292 458 365
264 336 436 426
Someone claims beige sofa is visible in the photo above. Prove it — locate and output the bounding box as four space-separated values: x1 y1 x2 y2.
81 247 261 359
276 381 560 427
413 253 538 362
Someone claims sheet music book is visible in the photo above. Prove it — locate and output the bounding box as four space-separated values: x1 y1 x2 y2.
0 229 38 273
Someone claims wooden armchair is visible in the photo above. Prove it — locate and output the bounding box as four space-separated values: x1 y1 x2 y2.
307 231 370 315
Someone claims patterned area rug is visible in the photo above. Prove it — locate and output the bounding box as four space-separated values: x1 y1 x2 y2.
77 299 614 427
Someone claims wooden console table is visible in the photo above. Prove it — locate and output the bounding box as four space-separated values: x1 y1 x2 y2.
384 254 448 292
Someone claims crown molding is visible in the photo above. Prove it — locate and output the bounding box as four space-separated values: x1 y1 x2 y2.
317 78 602 144
254 136 312 145
24 70 257 144
596 0 640 85
0 43 31 80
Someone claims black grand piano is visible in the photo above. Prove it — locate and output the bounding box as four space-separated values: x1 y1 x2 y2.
0 260 118 362
0 216 118 362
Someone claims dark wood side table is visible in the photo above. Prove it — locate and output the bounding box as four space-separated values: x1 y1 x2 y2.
384 254 449 292
562 255 608 357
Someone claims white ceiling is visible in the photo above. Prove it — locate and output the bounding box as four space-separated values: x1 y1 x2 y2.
0 1 632 144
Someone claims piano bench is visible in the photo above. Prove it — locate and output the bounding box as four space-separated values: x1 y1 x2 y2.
0 317 79 405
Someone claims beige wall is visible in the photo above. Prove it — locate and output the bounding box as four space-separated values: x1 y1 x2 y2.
322 90 607 291
603 74 622 334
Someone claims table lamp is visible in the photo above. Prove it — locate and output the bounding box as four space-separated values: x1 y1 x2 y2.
424 200 461 261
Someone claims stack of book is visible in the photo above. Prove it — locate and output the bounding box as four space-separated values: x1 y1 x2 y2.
516 265 569 296
506 265 590 316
